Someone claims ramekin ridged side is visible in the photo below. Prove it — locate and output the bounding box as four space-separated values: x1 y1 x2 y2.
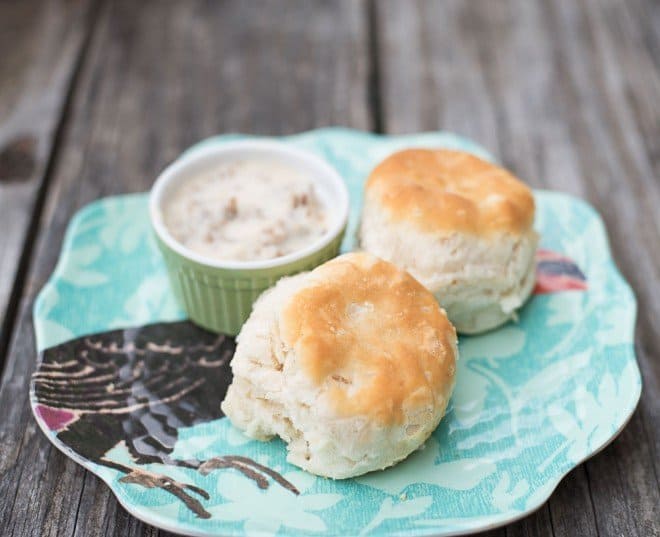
154 232 344 335
149 139 350 335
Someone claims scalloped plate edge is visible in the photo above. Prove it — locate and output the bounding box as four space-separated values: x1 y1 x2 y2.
30 128 642 537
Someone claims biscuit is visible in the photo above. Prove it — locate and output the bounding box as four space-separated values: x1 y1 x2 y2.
359 149 538 334
221 252 458 478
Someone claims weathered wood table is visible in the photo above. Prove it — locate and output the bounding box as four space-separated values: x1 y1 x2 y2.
1 1 658 535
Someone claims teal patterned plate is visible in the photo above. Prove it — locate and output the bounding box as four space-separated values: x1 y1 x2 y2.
30 129 640 536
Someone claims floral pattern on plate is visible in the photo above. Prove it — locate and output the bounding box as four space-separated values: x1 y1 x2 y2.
31 129 639 536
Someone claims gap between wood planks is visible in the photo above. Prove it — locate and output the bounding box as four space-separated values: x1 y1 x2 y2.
0 1 372 536
372 1 659 536
1 0 657 536
0 1 102 379
368 0 384 134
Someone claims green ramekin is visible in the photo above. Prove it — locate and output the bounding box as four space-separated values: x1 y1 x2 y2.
149 140 349 335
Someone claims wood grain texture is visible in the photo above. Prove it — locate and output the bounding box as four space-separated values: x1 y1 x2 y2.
0 0 370 535
0 0 95 366
1 0 659 536
375 1 660 536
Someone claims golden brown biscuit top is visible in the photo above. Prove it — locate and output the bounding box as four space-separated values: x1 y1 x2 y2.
281 252 457 426
366 149 535 235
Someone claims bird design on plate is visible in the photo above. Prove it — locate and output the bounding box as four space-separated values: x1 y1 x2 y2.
30 321 299 519
30 251 586 520
534 249 587 294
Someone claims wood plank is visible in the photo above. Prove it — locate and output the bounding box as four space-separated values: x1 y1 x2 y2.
375 1 660 536
0 0 370 535
0 0 95 367
543 0 660 534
